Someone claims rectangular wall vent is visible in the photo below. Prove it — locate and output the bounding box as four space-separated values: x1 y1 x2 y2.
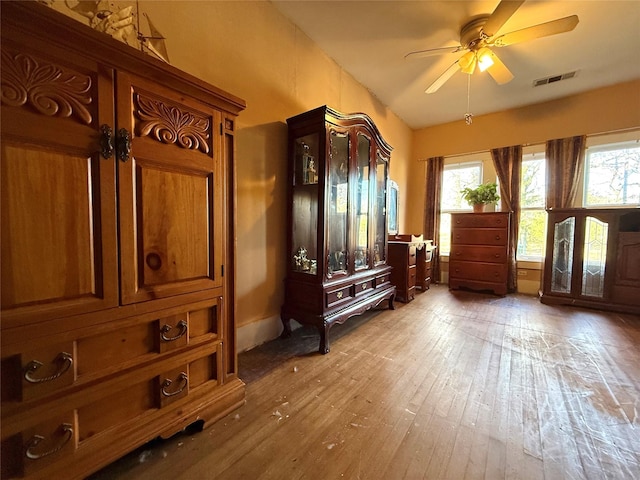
533 71 578 87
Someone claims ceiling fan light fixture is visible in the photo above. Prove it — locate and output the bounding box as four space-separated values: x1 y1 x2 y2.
459 51 476 74
477 48 494 72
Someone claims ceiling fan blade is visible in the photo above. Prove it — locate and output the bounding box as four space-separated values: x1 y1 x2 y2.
486 51 514 84
405 45 463 60
425 59 461 94
482 0 525 38
492 15 579 46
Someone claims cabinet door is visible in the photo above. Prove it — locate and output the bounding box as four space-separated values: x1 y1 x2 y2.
354 131 371 271
326 129 349 277
0 41 118 326
373 150 389 265
117 72 223 304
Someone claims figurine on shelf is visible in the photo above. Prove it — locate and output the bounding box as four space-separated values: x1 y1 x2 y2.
293 246 311 271
302 143 317 185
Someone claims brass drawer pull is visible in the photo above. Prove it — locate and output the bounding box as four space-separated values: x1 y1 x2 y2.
336 291 343 299
361 284 367 291
24 352 73 384
160 320 188 342
25 423 73 460
161 372 188 397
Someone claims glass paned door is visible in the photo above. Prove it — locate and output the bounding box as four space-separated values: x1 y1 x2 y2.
327 130 349 276
551 217 575 294
581 216 608 297
373 151 388 265
354 133 370 270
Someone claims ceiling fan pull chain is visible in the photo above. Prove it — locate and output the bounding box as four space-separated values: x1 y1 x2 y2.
465 74 473 125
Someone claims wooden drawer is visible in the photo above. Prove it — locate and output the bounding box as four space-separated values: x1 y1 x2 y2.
2 412 76 478
450 245 507 263
408 245 417 266
354 279 374 297
452 213 509 228
326 285 352 307
408 265 417 288
452 228 508 246
77 300 221 377
375 272 391 288
449 261 508 283
2 342 76 404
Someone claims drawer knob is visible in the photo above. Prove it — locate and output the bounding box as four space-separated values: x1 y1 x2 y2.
361 284 367 291
160 320 188 342
25 423 73 460
336 291 343 299
495 254 500 258
24 352 73 384
146 252 162 270
495 235 501 240
161 372 188 397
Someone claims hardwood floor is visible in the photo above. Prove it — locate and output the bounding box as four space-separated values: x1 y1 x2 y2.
90 285 640 479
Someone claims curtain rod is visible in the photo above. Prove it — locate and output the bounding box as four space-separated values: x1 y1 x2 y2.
417 127 640 162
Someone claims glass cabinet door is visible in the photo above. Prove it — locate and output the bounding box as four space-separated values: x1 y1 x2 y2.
581 216 608 298
551 216 575 294
354 133 370 271
291 134 319 275
373 150 388 265
327 130 349 276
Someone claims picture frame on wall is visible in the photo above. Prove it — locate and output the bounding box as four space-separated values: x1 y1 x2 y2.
388 179 398 235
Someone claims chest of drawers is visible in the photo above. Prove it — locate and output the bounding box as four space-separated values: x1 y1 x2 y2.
449 212 510 295
388 237 435 303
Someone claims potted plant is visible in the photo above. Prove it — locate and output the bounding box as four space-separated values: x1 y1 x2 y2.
461 182 500 213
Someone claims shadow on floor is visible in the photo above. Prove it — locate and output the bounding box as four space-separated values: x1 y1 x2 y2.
239 309 383 383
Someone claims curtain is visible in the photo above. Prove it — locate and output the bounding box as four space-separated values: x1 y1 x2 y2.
423 156 444 283
491 145 522 293
545 135 587 208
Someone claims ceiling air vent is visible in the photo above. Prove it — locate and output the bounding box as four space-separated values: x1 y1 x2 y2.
533 71 578 87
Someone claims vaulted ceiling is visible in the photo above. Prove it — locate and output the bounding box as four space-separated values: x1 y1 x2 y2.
272 1 640 129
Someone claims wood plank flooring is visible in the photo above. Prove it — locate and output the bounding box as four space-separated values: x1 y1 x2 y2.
90 285 640 479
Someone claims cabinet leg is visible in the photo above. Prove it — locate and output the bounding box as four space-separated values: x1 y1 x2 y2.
389 293 396 310
317 324 330 354
280 317 292 339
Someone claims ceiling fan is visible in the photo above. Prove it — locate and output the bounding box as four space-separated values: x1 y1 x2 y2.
406 0 579 94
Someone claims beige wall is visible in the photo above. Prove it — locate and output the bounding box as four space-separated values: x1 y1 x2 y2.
406 79 640 233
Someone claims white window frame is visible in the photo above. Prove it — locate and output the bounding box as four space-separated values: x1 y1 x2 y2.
518 149 546 261
583 138 640 207
439 158 485 256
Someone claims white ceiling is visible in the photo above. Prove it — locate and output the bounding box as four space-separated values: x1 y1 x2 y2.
272 0 640 129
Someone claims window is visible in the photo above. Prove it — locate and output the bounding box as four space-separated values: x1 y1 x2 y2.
439 162 481 254
584 141 640 206
518 154 546 259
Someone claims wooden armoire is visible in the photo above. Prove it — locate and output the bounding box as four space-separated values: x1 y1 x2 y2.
1 3 245 479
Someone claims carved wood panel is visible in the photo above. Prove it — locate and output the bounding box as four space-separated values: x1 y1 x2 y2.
134 92 211 154
0 50 93 124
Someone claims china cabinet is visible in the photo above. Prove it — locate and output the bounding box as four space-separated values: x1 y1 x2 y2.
1 3 244 479
449 212 511 295
540 208 640 314
281 106 396 354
